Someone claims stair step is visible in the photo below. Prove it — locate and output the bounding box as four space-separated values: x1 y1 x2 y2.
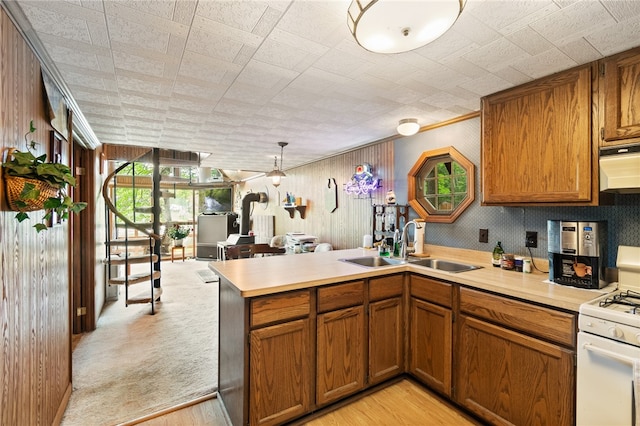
108 270 161 285
127 287 163 305
107 237 154 246
107 254 159 265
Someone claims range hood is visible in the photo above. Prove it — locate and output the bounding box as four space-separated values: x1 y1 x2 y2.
599 145 640 193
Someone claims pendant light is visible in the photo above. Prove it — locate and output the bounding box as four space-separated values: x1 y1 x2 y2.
266 142 288 187
347 0 466 54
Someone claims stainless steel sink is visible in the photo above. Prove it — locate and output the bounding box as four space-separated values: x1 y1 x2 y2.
408 258 482 273
340 256 407 268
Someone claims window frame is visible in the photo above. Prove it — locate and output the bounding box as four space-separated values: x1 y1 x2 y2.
407 146 475 223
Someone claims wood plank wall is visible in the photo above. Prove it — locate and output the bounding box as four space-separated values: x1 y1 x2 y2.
0 8 72 425
241 141 395 250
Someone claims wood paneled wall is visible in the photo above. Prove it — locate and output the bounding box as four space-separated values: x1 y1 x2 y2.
1 8 72 425
241 142 395 249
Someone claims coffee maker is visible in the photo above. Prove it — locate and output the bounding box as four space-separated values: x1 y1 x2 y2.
547 220 607 289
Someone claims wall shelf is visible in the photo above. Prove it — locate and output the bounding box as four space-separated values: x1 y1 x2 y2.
284 205 306 219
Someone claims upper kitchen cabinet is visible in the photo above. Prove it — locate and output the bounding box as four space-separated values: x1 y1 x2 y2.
601 46 640 147
481 63 600 205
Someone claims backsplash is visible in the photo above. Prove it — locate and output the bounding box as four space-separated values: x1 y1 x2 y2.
394 116 640 267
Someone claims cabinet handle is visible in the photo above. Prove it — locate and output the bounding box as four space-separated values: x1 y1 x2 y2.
582 343 636 365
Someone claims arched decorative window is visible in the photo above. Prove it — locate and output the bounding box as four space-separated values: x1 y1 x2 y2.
408 146 475 223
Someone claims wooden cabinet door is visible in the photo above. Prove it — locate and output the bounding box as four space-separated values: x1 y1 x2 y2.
602 46 640 146
317 305 366 405
369 297 403 385
409 298 452 396
481 64 595 204
250 319 312 426
456 315 574 426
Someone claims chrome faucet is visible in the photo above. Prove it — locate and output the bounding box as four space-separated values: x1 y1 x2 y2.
400 220 422 260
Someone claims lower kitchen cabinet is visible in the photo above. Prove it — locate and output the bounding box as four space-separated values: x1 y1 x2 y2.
250 319 312 426
369 274 404 384
409 275 453 396
219 273 578 426
316 281 366 406
317 305 366 405
369 299 403 383
456 287 576 426
456 315 574 426
409 298 452 396
248 289 313 426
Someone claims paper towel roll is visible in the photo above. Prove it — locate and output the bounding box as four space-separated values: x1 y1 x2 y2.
414 220 425 254
363 234 373 248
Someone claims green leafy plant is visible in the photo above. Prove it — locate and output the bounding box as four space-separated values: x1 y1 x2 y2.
167 224 190 240
2 121 87 232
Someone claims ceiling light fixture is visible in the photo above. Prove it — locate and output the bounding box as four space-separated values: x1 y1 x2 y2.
266 141 288 187
347 0 466 54
397 118 420 136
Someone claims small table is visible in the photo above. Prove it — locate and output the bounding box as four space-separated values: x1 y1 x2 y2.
171 245 185 262
217 241 230 261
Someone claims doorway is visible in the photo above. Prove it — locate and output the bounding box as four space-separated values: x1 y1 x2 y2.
71 142 97 333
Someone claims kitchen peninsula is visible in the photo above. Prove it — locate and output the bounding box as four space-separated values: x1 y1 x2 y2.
210 247 607 426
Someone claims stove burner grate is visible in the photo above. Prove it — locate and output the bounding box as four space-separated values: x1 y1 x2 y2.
599 290 640 314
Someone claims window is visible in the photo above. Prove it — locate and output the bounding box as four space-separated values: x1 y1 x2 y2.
408 146 475 223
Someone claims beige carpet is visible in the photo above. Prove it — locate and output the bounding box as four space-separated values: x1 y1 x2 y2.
61 259 218 426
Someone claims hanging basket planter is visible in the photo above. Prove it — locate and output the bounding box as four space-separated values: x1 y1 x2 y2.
1 122 87 232
4 174 59 212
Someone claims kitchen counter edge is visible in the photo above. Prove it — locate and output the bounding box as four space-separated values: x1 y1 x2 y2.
209 247 612 312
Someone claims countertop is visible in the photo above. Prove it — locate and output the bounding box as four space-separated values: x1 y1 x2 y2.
209 245 615 312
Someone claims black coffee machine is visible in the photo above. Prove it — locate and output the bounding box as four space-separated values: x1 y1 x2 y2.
547 220 607 289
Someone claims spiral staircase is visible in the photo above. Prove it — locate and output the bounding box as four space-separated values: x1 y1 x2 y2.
102 149 163 314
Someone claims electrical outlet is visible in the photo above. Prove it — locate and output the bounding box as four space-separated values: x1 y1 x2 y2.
479 228 489 243
525 231 538 248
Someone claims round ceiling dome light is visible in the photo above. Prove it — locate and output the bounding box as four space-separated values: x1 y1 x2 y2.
397 118 420 136
347 0 466 54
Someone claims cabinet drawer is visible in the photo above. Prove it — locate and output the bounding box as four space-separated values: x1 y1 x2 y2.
369 274 404 302
317 280 364 313
251 289 311 327
459 287 576 347
410 275 452 308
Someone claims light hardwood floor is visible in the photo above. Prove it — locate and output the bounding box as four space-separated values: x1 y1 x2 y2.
135 379 482 426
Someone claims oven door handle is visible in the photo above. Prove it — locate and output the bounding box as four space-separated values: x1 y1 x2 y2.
583 343 637 365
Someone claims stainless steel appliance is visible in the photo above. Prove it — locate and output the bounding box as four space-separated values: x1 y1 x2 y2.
548 220 607 289
577 245 640 426
196 213 238 259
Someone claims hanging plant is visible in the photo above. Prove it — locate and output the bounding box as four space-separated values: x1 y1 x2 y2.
2 120 87 232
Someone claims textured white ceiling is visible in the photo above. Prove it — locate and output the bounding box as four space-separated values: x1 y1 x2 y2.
9 0 640 174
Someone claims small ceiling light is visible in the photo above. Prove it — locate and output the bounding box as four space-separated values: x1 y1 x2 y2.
347 0 466 54
265 141 288 187
397 118 420 136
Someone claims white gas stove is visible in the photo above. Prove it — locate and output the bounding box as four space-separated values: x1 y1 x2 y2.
576 245 640 426
579 245 640 341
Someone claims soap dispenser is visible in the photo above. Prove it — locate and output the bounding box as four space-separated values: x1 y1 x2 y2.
378 239 389 257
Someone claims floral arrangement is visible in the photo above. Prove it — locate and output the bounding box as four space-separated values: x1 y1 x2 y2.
167 224 190 240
